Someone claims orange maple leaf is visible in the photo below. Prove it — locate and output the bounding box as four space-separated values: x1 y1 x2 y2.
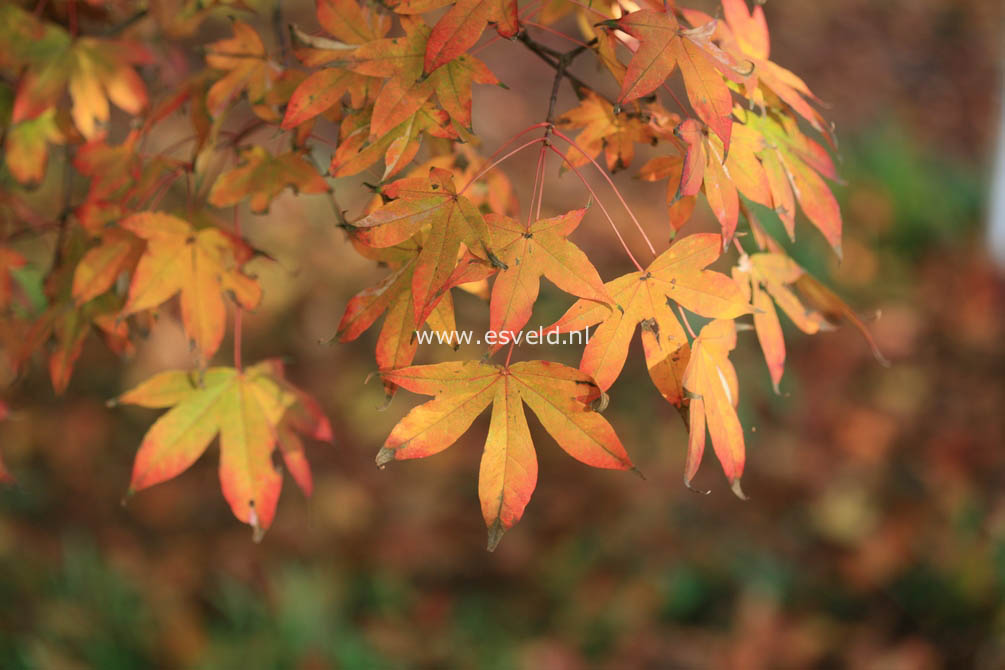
547 233 751 400
483 208 612 349
379 359 634 549
683 318 746 497
119 212 261 359
209 147 331 213
115 360 331 539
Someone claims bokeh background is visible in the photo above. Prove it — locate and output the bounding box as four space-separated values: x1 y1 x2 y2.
1 1 1003 668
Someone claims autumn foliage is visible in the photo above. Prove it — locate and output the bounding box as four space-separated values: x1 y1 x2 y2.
0 0 880 549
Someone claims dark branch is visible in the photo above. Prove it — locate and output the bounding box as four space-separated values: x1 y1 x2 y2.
517 32 614 111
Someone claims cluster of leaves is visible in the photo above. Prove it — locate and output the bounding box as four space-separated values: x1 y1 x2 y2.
0 0 879 547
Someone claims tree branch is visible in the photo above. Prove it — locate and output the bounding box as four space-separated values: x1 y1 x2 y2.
517 32 613 109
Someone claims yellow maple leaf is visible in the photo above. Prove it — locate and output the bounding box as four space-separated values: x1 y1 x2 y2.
119 212 261 359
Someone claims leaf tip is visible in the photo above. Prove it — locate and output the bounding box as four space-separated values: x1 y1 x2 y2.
486 521 506 552
375 446 396 468
121 487 136 506
684 476 711 495
249 499 267 542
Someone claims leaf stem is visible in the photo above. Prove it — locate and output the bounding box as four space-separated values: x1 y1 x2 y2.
551 128 656 256
534 147 547 222
548 144 644 272
677 304 697 340
524 21 591 49
661 83 690 118
458 134 547 196
528 144 547 227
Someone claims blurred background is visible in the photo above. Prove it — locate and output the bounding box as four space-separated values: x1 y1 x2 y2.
1 0 1003 668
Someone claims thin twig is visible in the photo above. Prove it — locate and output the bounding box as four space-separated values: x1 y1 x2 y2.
518 32 610 105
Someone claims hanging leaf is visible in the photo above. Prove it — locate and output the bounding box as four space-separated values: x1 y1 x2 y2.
682 319 746 497
114 361 328 539
484 208 612 349
547 233 750 397
209 147 331 213
378 359 634 549
612 8 735 148
119 212 261 359
350 167 496 324
558 91 655 171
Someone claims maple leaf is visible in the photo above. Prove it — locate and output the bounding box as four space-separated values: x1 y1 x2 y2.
612 9 735 148
428 53 499 131
337 241 495 395
739 107 842 254
281 67 372 129
317 0 392 45
483 209 612 349
378 359 634 549
717 0 827 134
238 358 335 497
115 360 330 538
0 4 150 141
4 107 63 185
118 212 262 359
557 92 655 171
208 147 331 213
72 228 144 304
733 252 829 392
308 11 501 132
330 103 457 179
23 293 129 394
348 17 435 138
794 272 889 366
350 167 496 324
72 132 145 232
205 21 282 117
423 0 519 75
674 117 772 246
682 318 746 497
547 233 750 400
638 153 696 235
281 0 390 128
